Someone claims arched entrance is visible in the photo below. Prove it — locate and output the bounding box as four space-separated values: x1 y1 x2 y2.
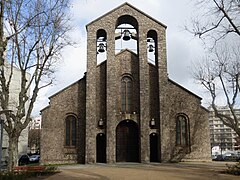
96 133 106 163
116 120 139 162
150 133 159 162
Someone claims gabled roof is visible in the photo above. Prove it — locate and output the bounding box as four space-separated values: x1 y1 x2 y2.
86 2 167 29
49 74 86 99
115 48 138 57
168 78 202 100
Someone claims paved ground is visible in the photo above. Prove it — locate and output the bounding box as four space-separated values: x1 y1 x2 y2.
30 162 239 180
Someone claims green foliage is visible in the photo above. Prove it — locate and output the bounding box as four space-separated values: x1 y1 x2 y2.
0 171 33 180
226 162 240 175
44 165 58 172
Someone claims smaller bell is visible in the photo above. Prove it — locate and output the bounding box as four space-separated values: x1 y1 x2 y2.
98 43 105 53
148 44 154 52
122 30 131 41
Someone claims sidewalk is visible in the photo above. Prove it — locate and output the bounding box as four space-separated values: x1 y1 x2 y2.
30 162 239 180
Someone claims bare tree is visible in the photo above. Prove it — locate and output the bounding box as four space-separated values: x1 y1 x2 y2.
186 0 240 47
193 44 240 137
187 0 240 145
0 0 73 171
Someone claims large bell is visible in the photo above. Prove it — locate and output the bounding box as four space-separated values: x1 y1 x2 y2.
98 43 105 53
122 30 131 41
148 44 154 52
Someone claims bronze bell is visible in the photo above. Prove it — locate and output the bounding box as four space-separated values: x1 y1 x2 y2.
98 43 105 53
122 30 131 41
148 44 154 52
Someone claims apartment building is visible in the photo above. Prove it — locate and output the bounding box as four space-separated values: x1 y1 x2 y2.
29 117 41 130
209 107 240 151
1 61 30 163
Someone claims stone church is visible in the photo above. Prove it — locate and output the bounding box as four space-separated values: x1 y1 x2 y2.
41 3 211 164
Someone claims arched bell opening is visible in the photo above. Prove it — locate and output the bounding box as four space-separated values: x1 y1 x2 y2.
116 120 139 162
96 29 107 65
147 30 158 66
115 15 138 54
96 133 106 163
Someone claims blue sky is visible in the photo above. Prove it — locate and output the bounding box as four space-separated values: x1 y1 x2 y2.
33 0 208 116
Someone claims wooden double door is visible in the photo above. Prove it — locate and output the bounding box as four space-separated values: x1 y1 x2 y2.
116 120 139 162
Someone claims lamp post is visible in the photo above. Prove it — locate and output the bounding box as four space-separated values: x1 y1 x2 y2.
0 109 12 170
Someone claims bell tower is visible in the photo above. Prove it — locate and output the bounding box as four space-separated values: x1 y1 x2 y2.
85 3 167 163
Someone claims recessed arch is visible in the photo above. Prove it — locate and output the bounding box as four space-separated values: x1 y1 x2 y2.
176 113 190 147
121 76 133 113
115 15 138 54
96 29 107 64
96 133 106 163
150 133 159 162
115 15 138 30
65 114 77 147
147 30 158 42
147 30 158 65
121 73 133 80
97 29 107 40
116 120 139 162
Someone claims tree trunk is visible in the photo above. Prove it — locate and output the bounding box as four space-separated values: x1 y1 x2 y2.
7 136 19 171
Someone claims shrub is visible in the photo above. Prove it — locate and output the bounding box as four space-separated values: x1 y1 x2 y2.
0 165 59 179
0 172 30 180
226 162 240 175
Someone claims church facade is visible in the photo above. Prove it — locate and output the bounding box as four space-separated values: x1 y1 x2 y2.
41 3 211 164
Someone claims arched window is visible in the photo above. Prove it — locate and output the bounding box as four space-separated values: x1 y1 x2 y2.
176 115 188 146
65 115 77 147
121 76 132 113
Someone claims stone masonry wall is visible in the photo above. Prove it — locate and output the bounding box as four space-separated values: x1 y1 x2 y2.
160 80 211 162
85 2 167 164
41 77 86 165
